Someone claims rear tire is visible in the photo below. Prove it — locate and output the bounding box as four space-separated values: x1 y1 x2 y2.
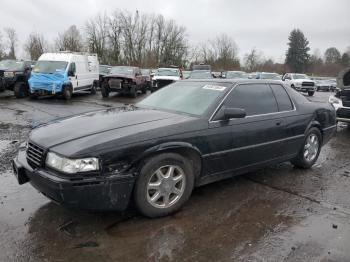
90 81 97 95
291 127 322 169
308 91 315 96
101 82 110 98
63 86 72 100
14 82 28 98
134 153 194 218
130 85 137 98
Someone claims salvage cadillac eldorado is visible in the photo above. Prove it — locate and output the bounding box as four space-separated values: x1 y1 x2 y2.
13 79 336 217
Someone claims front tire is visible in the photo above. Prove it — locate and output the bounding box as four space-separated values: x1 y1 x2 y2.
14 82 28 98
291 127 322 169
130 85 137 98
101 82 110 98
308 91 315 96
63 86 72 100
134 153 194 218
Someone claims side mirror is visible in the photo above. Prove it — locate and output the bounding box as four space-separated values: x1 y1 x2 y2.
214 107 246 121
224 107 246 120
68 70 75 77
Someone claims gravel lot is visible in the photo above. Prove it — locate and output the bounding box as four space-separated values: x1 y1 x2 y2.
1 90 350 262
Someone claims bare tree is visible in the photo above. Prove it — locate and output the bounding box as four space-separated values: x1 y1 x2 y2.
4 27 17 59
0 32 5 60
24 32 47 60
85 14 109 63
55 25 83 52
196 34 239 70
244 48 263 72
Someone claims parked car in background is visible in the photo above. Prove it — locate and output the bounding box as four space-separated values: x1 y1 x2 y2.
29 52 99 100
152 67 182 91
316 80 332 92
257 72 281 80
282 73 316 96
101 66 146 98
13 79 336 218
141 69 152 89
99 65 111 87
0 60 34 97
223 71 248 79
182 70 191 79
192 64 211 71
329 67 350 125
188 70 213 79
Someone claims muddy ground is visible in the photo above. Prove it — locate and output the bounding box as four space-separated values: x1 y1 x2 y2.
1 90 350 262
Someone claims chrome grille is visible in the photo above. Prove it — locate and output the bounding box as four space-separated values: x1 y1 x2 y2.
27 142 45 169
302 81 315 87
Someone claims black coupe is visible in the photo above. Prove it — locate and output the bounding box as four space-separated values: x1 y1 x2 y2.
13 80 336 217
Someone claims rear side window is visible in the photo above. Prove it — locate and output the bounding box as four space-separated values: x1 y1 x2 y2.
223 84 278 116
270 84 293 111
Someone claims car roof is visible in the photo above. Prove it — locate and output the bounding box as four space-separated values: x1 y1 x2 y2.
181 79 284 85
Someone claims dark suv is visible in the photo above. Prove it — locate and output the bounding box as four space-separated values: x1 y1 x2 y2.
0 60 35 97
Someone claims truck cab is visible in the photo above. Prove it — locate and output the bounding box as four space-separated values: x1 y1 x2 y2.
28 52 99 100
282 73 316 96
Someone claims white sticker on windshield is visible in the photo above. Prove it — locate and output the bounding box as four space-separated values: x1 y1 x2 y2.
202 85 227 91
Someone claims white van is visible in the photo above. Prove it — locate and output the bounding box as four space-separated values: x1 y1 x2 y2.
29 52 99 99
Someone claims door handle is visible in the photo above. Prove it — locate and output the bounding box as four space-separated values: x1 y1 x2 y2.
275 120 283 126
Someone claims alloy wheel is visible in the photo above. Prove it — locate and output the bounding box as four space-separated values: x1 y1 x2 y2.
146 165 186 209
303 133 319 162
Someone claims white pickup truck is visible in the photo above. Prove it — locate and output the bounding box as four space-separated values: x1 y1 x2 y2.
282 73 316 96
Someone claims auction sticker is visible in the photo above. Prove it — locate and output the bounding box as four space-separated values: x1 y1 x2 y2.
202 85 227 91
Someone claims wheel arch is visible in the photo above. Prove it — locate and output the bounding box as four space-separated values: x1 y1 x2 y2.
133 142 203 183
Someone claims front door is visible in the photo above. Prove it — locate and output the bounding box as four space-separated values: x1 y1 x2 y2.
204 83 287 176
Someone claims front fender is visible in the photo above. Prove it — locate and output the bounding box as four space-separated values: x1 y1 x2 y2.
132 142 203 166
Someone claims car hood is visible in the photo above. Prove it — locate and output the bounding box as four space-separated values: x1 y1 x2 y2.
29 106 202 156
153 76 180 81
105 74 135 80
293 79 315 83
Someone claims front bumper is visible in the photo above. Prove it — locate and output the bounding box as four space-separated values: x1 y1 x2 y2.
295 86 315 92
12 149 135 211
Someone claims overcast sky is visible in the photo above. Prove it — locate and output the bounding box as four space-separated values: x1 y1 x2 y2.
0 0 349 62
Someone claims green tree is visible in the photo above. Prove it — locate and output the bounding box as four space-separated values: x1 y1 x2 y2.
324 47 341 64
285 29 310 73
341 52 350 67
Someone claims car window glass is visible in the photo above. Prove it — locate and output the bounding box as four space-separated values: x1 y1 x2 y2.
270 84 293 111
223 84 278 116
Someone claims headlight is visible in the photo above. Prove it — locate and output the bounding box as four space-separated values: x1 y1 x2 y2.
4 71 15 78
329 95 341 104
46 152 99 174
294 82 301 87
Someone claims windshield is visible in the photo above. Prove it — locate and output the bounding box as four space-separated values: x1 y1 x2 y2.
99 66 111 74
138 81 230 116
292 74 309 79
110 66 134 75
141 69 150 76
33 61 68 74
189 71 213 79
0 60 24 70
260 73 280 80
226 71 246 79
156 68 179 77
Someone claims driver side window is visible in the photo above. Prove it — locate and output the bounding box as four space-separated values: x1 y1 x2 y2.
222 84 278 116
68 63 76 76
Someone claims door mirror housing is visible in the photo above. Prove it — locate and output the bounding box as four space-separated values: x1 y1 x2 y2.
213 107 246 121
223 107 246 119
